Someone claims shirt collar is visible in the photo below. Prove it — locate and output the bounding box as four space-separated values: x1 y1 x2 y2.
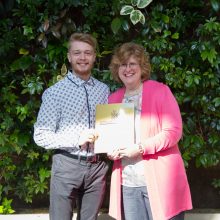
67 70 95 87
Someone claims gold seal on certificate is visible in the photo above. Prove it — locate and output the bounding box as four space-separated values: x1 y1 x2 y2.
94 103 134 153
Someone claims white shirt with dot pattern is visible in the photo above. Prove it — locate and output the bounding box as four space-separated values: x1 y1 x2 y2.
34 70 109 156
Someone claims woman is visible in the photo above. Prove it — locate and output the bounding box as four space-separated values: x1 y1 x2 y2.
107 42 192 220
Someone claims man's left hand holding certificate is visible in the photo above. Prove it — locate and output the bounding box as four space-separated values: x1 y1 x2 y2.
94 103 134 154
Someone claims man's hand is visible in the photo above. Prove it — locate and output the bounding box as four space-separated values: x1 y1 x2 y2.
107 149 121 160
78 129 99 150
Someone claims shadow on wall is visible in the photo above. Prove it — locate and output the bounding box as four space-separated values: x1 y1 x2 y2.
187 160 220 209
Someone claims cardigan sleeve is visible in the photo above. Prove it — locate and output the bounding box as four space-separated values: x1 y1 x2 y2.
142 85 182 155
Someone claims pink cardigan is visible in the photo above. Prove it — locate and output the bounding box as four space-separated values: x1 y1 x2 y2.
108 80 192 220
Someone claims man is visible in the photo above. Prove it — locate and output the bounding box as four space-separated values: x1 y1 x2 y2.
34 33 110 220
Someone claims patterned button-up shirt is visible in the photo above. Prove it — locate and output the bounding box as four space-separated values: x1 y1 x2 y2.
34 70 109 156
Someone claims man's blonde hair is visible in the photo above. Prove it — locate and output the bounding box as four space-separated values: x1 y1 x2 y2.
68 33 97 52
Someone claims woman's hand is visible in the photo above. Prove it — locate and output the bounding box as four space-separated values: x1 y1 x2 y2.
118 144 141 158
107 144 142 160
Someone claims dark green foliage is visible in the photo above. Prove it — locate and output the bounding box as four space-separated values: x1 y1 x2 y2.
0 0 219 213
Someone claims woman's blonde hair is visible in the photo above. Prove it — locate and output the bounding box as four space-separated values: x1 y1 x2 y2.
109 42 151 83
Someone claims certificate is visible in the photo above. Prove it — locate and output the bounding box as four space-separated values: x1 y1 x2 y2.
94 103 134 153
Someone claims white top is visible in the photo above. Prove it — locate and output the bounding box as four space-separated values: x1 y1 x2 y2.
121 85 146 187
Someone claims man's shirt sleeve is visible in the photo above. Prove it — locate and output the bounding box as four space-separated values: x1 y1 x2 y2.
33 89 79 150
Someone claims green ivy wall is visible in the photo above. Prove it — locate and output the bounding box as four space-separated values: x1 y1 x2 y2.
0 0 219 213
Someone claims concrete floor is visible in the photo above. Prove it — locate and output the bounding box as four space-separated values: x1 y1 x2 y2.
1 212 220 220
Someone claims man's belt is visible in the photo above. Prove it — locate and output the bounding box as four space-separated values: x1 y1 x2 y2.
54 149 107 163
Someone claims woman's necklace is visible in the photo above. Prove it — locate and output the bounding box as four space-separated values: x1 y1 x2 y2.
124 83 143 98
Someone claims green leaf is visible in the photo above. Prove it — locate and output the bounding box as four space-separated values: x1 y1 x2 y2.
131 0 138 6
111 17 122 34
120 5 134 15
0 198 15 214
212 179 220 188
151 21 162 33
171 32 179 39
39 168 51 183
10 56 33 71
162 14 170 23
23 26 33 35
130 10 143 25
193 75 201 85
201 48 217 64
19 48 29 55
163 30 171 38
182 152 191 161
101 50 112 55
22 26 34 40
60 63 67 76
139 13 145 24
27 151 39 160
137 0 153 9
213 97 220 107
211 0 220 12
0 206 3 214
122 19 130 31
204 17 219 32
